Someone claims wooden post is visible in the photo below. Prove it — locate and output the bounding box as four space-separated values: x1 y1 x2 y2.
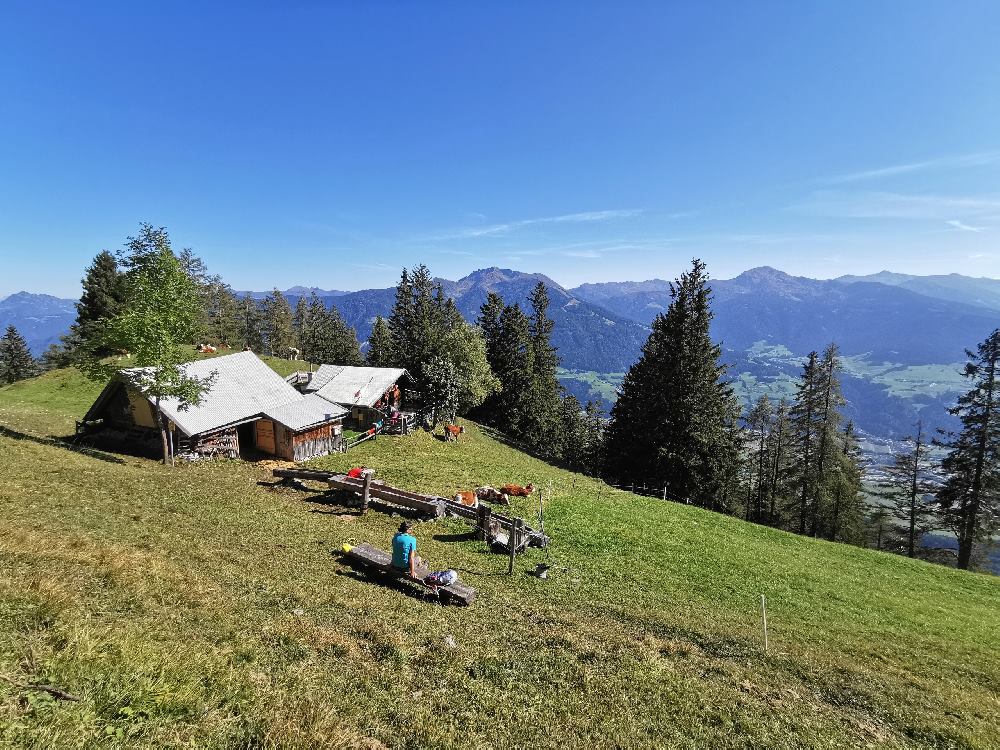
508 519 524 575
662 486 667 501
760 594 769 654
360 469 374 514
477 504 491 541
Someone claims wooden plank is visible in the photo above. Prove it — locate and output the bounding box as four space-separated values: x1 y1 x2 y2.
340 542 476 605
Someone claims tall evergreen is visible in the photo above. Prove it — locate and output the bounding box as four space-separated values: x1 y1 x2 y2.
789 351 823 534
71 250 125 354
300 293 363 365
766 399 793 526
260 289 295 357
811 344 846 537
239 295 265 352
202 281 243 348
492 302 535 434
475 292 507 424
745 395 773 522
0 326 38 384
827 421 866 544
936 329 1000 570
881 420 936 557
522 282 563 458
367 316 393 367
603 259 741 507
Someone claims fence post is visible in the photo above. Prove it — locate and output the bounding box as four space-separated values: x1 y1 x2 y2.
360 469 374 514
477 504 491 542
662 486 667 501
508 518 524 575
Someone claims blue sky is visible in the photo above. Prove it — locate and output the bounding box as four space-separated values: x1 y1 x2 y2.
2 2 1000 298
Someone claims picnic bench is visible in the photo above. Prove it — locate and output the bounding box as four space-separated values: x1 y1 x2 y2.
340 542 477 606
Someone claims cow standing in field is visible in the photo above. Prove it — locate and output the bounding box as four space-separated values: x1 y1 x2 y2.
444 424 465 441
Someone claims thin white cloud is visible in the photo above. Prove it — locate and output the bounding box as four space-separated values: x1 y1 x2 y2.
428 209 643 240
822 151 1000 184
946 219 986 233
792 190 1000 220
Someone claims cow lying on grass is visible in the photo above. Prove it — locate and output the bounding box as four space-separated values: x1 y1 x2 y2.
500 483 534 498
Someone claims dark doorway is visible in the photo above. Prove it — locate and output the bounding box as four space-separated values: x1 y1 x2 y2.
237 422 256 456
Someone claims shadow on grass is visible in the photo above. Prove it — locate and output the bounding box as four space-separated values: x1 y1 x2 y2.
335 567 442 605
433 530 478 543
0 425 126 465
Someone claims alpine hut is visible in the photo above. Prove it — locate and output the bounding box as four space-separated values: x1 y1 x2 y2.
79 351 347 461
295 365 412 430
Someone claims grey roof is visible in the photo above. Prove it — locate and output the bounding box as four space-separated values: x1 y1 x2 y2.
264 393 347 432
313 366 408 408
121 351 304 437
303 364 344 393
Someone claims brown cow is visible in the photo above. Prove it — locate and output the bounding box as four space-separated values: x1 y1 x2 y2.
454 490 479 508
500 483 534 499
444 424 465 441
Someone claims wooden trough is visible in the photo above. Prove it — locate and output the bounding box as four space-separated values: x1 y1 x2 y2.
272 468 550 551
340 542 476 605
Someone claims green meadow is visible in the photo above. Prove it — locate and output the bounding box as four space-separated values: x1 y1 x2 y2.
0 367 998 748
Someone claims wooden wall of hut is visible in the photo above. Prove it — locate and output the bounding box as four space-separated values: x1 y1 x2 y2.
290 423 342 462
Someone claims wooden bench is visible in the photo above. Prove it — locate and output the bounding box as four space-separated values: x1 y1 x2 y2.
340 542 476 606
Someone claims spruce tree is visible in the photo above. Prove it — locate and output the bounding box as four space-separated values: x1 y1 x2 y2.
811 344 846 537
745 395 773 522
790 351 823 534
0 326 38 384
301 293 363 365
827 421 866 544
766 399 793 526
493 302 535 435
522 282 563 458
474 292 507 424
239 295 265 352
881 421 936 557
935 329 1000 570
71 250 125 354
260 289 295 357
603 259 740 507
367 316 393 367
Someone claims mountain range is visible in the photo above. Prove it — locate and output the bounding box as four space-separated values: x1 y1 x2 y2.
5 266 998 442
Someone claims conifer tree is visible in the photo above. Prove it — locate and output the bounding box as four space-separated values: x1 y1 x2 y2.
260 289 295 357
522 282 563 458
300 293 363 365
880 421 937 557
292 297 309 347
827 421 866 544
492 302 535 434
935 329 1000 570
745 395 773 522
766 399 793 526
474 292 507 424
239 295 265 352
70 250 125 354
811 344 846 536
603 259 740 507
790 351 823 534
0 325 38 384
367 316 393 367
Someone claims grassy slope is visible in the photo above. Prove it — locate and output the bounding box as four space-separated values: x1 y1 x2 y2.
0 369 998 748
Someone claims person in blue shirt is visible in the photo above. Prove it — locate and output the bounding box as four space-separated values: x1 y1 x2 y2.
391 521 420 578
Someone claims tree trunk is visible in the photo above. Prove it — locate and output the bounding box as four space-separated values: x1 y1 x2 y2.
907 422 923 558
156 397 170 466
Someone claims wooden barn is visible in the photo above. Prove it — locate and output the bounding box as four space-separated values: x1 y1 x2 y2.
79 351 347 461
295 365 414 430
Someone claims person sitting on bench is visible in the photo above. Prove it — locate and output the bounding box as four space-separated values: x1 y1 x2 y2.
391 521 420 578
